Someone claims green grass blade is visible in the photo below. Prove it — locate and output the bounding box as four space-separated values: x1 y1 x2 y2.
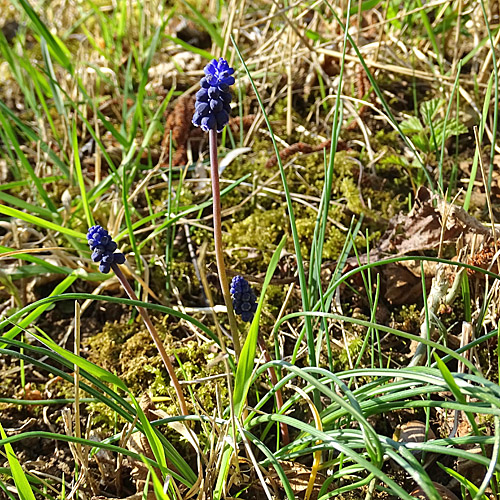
0 110 58 214
1 274 79 343
180 0 224 50
438 62 462 191
0 204 86 240
128 24 163 144
0 431 167 475
464 72 493 211
0 293 219 348
233 234 287 418
479 0 499 193
130 394 168 477
14 0 72 71
30 330 128 391
0 191 55 219
233 37 316 380
41 37 68 122
72 120 94 228
0 422 36 500
322 0 433 189
438 463 488 499
214 235 287 500
164 35 213 59
418 1 443 72
0 101 69 177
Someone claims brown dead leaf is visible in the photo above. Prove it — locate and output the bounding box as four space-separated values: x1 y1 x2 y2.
348 186 492 304
383 262 433 305
23 383 42 402
378 186 488 255
265 461 327 500
410 482 459 500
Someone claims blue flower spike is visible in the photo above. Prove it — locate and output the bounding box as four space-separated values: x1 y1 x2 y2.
193 58 235 133
87 225 126 274
230 275 258 323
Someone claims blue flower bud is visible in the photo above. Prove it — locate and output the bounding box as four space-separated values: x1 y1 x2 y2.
193 58 235 133
210 99 223 112
230 276 258 322
208 87 220 99
196 88 209 101
87 225 126 273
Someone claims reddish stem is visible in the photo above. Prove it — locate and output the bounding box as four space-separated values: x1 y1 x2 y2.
112 263 188 416
208 128 241 358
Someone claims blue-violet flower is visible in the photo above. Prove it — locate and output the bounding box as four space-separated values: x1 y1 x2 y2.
192 58 235 133
230 275 258 322
87 225 125 273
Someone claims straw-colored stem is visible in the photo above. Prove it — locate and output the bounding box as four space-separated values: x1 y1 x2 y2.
112 263 188 416
209 128 241 359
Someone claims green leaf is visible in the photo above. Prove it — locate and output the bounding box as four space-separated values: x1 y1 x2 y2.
412 131 431 153
0 422 36 500
400 115 424 134
420 98 444 125
233 234 287 418
0 205 86 240
434 118 468 142
30 330 129 392
345 0 380 16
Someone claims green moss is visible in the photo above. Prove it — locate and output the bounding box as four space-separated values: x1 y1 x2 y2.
395 304 420 332
86 317 227 426
321 328 365 372
224 208 285 269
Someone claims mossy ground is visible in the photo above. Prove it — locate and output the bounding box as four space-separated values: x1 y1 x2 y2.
80 93 413 421
86 318 227 425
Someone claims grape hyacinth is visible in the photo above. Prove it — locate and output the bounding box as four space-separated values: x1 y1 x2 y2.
87 225 125 273
192 58 235 133
230 275 258 323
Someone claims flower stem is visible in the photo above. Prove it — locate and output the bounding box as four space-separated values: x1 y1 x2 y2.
209 128 241 359
111 262 188 416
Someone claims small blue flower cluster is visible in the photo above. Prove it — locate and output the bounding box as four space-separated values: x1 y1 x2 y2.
230 275 257 322
87 225 125 273
192 58 235 133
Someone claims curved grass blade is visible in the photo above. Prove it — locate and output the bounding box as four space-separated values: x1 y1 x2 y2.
1 274 79 343
233 234 287 418
0 205 86 240
0 293 219 348
0 422 36 500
